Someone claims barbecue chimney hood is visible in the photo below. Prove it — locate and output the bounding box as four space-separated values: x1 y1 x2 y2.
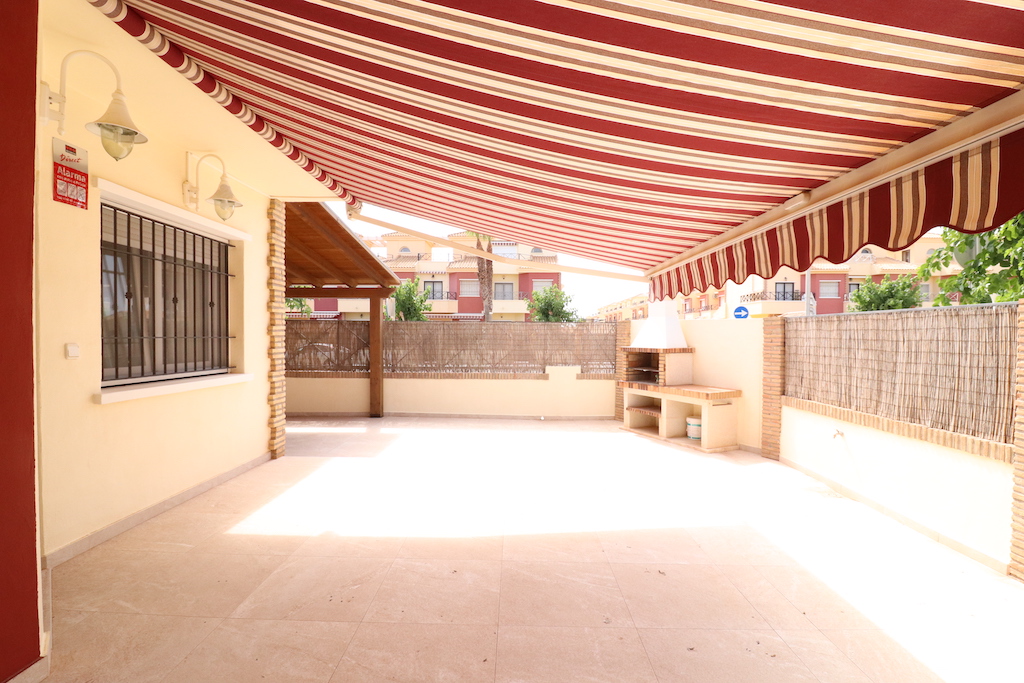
630 298 688 349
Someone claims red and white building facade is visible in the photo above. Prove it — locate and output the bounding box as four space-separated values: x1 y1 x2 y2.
310 231 561 321
598 231 965 321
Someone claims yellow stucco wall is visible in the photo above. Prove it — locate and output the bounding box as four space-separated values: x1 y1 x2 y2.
36 1 337 556
678 318 764 450
781 407 1013 570
287 367 615 418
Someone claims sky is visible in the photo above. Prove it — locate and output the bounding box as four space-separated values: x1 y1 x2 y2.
328 202 648 317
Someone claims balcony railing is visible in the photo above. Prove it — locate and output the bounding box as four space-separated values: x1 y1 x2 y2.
425 291 459 300
739 290 804 302
494 291 533 301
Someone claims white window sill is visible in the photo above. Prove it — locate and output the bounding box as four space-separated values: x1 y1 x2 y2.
95 373 254 404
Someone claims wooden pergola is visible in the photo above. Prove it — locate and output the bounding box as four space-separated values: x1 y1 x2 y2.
284 202 399 416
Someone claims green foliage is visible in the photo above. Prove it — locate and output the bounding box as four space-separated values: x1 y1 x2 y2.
847 275 923 312
391 278 432 321
527 285 580 322
285 298 312 316
917 214 1024 305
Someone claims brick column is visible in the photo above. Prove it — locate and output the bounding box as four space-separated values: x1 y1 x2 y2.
1009 301 1024 581
267 200 287 458
761 317 786 461
614 320 631 421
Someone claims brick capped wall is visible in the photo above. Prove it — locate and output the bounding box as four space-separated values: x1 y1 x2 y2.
268 200 287 458
614 320 631 421
1010 301 1024 581
761 317 785 461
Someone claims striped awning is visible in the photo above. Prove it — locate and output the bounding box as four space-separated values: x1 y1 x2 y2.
653 130 1024 297
89 0 1024 295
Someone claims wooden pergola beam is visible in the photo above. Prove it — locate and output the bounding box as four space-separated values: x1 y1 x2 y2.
285 263 324 288
287 238 357 287
285 287 393 299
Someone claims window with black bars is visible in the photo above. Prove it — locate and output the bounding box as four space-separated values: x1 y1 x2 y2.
101 204 230 384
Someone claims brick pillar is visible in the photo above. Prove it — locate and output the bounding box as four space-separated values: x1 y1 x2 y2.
761 317 786 460
267 200 287 458
1009 301 1024 581
614 320 631 421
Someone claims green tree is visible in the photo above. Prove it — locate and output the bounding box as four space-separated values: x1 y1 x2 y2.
917 214 1024 305
391 278 432 321
527 285 580 322
286 297 312 316
848 274 923 312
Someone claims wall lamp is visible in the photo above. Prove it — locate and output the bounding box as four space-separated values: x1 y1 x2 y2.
39 50 148 160
183 154 243 221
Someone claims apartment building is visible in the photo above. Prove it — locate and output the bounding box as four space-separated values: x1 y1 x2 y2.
309 231 561 321
597 231 964 321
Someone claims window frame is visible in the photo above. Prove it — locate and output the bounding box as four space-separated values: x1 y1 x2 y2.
819 280 841 299
423 280 444 299
494 282 514 300
94 181 251 402
460 278 481 297
775 281 796 300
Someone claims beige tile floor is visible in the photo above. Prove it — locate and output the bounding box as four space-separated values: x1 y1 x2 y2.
48 416 1024 683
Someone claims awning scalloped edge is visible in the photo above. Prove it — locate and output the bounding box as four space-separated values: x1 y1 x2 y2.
87 0 361 209
652 129 1024 300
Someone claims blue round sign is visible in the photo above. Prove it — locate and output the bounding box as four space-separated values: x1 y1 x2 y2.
734 306 750 319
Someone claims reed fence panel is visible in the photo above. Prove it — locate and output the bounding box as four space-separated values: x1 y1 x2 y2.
286 319 370 372
286 320 616 374
785 303 1018 444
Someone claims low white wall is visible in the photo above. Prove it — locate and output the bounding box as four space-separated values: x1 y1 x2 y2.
678 318 764 450
288 366 615 418
288 377 371 414
781 406 1013 570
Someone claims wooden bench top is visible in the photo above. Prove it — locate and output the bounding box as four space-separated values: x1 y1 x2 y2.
617 381 742 400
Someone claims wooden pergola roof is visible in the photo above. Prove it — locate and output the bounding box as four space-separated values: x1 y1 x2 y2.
285 202 399 298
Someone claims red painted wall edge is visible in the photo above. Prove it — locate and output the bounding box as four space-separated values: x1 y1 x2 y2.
0 0 42 680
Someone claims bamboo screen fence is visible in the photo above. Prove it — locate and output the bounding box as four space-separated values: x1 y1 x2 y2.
286 319 370 372
286 320 617 375
785 303 1019 444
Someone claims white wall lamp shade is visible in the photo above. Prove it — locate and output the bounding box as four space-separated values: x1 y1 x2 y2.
40 51 148 161
207 176 244 220
183 153 243 221
84 90 148 160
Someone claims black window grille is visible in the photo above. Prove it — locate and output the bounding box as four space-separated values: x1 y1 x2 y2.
101 204 230 384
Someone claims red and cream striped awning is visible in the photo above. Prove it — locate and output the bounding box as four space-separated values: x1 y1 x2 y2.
89 0 1024 296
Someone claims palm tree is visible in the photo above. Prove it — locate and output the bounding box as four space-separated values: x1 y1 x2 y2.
468 232 494 322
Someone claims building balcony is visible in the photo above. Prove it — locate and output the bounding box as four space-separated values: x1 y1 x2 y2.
427 297 458 314
425 291 459 301
493 296 530 314
740 290 804 302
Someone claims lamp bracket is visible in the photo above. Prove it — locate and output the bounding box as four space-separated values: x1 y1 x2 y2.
40 51 126 136
38 82 66 129
182 180 199 210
